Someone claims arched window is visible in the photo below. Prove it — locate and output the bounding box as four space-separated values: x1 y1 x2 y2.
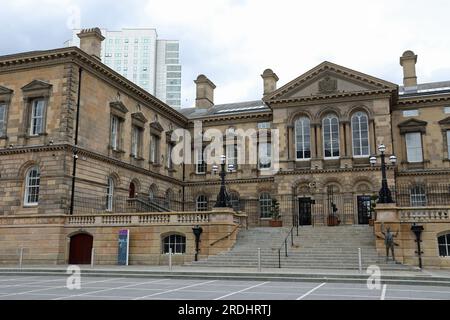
196 195 208 211
229 192 240 211
149 184 158 201
163 234 186 254
323 114 340 158
410 185 427 207
351 112 369 157
165 189 174 209
295 117 311 160
24 166 40 205
259 192 272 218
438 233 450 257
106 177 114 211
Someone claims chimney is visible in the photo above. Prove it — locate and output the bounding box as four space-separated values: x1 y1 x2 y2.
400 50 418 88
194 74 216 109
77 28 105 60
261 68 279 96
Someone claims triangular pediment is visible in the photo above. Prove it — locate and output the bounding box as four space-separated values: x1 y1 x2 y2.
438 116 450 125
0 85 13 95
21 80 52 92
150 121 164 132
109 101 129 114
398 118 428 128
264 61 397 101
131 112 148 123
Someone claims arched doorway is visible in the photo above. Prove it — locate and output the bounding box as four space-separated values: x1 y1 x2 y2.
69 233 93 264
129 182 136 198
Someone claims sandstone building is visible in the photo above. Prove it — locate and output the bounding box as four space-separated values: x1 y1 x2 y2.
0 29 449 268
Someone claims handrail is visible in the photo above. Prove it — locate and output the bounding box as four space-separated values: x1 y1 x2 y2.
277 226 295 268
210 225 240 246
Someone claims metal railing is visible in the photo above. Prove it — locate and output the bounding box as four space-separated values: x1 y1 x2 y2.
277 226 295 268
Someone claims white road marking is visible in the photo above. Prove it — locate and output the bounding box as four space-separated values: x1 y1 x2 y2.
134 280 217 300
0 278 119 298
54 278 167 300
214 282 269 300
296 283 326 300
380 284 387 300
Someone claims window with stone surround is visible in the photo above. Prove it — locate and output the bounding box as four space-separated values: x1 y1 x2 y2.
24 166 40 206
438 233 450 257
323 114 340 158
196 195 208 212
196 145 207 174
258 142 271 169
109 101 128 152
162 234 186 254
351 112 369 157
106 177 114 212
110 115 120 150
410 185 427 207
405 132 423 163
295 117 311 160
259 192 272 218
131 125 142 158
0 102 7 137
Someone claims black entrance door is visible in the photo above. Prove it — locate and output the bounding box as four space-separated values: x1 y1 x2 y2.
298 197 312 226
357 196 371 225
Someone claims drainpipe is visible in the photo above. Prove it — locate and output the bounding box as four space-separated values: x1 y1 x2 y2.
69 67 82 215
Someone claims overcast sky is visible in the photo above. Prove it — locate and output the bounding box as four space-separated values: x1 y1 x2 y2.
1 0 450 108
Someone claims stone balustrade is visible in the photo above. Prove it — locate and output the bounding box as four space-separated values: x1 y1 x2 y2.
399 207 450 222
64 210 245 227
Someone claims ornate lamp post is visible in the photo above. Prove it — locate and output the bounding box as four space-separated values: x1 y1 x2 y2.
370 144 397 204
192 225 203 262
212 155 233 208
411 223 424 269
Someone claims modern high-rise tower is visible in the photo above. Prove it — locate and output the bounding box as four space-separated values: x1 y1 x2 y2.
65 28 181 109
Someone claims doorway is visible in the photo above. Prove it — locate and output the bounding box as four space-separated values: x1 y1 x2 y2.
357 195 371 225
298 197 312 226
69 233 93 264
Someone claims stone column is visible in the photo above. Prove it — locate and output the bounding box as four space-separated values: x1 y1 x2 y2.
369 119 376 155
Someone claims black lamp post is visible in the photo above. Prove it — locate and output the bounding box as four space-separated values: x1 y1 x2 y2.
212 155 233 208
192 225 203 262
411 223 424 269
370 144 397 204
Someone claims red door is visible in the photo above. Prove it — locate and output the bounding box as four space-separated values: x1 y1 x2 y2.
69 233 93 264
129 182 136 198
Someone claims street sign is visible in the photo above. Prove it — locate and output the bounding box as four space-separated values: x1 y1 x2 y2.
118 229 130 265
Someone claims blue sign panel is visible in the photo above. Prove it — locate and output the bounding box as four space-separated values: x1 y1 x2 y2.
118 229 129 265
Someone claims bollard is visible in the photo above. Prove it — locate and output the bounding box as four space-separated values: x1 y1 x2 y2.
19 247 24 270
257 248 261 272
358 248 362 273
91 248 95 268
169 248 172 271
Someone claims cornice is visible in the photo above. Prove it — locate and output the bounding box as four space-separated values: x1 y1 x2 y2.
397 94 450 106
0 47 188 127
187 112 272 127
276 165 394 176
185 176 274 186
267 89 394 107
397 169 450 177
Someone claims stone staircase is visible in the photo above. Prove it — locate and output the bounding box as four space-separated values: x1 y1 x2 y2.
189 225 413 271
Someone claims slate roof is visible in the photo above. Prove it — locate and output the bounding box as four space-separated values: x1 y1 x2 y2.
179 100 271 119
399 81 450 97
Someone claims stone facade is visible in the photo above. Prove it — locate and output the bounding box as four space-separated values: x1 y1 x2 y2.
0 34 449 268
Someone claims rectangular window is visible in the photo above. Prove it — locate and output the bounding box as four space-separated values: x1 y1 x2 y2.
167 65 181 71
445 106 450 114
167 72 181 78
405 132 423 163
196 146 206 174
447 130 450 159
403 110 419 117
30 99 45 136
0 103 6 136
258 122 271 129
166 59 179 64
259 142 271 169
167 79 181 85
165 52 179 59
131 126 141 158
166 43 179 51
111 116 119 150
167 143 173 169
226 143 238 170
150 134 160 163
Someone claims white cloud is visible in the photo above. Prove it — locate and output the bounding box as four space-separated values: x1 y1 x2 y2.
2 0 450 108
